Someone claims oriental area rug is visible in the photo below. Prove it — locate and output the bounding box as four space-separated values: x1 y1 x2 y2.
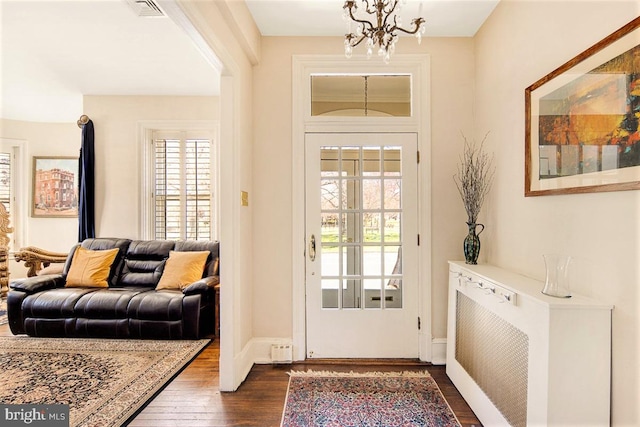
281 370 461 427
0 298 7 325
0 336 209 427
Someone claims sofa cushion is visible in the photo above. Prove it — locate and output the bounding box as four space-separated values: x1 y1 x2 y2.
118 240 175 288
65 247 119 288
74 287 152 319
156 250 209 290
22 288 99 318
128 291 184 321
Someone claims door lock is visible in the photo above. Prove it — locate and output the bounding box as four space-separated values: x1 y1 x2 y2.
309 234 316 261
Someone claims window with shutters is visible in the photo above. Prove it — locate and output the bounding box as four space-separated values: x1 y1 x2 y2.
0 153 10 212
150 130 215 241
0 138 26 250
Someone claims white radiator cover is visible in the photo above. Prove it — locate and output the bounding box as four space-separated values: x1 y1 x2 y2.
446 261 612 427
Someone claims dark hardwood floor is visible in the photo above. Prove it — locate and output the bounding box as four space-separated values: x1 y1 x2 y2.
0 323 481 426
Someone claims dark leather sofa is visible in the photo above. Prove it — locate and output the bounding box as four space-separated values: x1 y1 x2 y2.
7 238 219 339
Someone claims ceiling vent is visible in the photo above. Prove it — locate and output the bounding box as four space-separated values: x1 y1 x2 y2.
125 0 165 17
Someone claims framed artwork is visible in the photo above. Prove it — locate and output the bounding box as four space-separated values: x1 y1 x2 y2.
32 156 79 217
525 17 640 196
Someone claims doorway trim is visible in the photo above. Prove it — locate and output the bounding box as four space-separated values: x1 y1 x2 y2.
291 54 433 362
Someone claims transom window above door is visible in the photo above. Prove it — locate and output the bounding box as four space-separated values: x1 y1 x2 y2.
311 74 411 117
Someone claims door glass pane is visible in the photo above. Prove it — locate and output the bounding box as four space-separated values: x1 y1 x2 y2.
383 179 401 209
322 279 339 309
341 147 358 176
321 179 340 210
363 247 382 276
384 213 400 242
321 245 339 276
363 148 381 176
363 179 381 209
343 246 361 276
341 212 360 243
364 279 382 308
321 213 338 243
343 278 361 309
342 179 360 209
364 213 381 243
383 146 401 176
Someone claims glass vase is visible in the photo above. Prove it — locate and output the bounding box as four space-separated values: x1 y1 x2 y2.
463 222 484 265
541 254 572 298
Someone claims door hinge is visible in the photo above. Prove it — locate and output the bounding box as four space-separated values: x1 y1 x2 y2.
417 150 420 164
418 317 421 330
417 234 420 246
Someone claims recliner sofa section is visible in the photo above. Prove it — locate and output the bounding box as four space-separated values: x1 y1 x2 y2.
7 238 219 339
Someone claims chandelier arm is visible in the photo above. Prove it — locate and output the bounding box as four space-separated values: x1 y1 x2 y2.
363 0 376 15
348 34 369 47
346 5 376 33
393 18 425 35
383 0 399 17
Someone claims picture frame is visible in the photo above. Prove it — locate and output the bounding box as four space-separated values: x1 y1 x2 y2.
525 17 640 196
32 156 79 217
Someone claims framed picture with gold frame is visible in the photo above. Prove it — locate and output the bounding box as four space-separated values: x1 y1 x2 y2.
32 156 78 217
525 17 640 196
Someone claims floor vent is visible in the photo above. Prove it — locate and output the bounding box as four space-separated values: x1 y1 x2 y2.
271 344 293 364
124 0 164 17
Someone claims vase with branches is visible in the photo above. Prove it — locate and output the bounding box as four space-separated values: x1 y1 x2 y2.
453 132 495 264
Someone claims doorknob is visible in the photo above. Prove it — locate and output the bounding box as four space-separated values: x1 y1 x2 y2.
309 234 316 261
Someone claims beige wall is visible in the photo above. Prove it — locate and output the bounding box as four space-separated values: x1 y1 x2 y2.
251 36 475 340
0 118 80 278
0 119 79 253
82 95 218 239
475 1 640 425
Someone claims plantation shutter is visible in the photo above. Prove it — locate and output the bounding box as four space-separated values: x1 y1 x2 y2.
153 131 212 240
0 152 11 214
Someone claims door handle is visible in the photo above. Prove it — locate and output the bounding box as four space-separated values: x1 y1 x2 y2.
309 234 316 261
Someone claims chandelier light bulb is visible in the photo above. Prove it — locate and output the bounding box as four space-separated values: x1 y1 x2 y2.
342 0 426 62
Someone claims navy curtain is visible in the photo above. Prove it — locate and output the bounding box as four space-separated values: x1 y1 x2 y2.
78 119 95 242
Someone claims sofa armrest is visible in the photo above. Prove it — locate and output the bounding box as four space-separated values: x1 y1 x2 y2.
9 274 65 294
182 275 219 296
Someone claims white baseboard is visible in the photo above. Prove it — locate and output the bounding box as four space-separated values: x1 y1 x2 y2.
431 338 447 365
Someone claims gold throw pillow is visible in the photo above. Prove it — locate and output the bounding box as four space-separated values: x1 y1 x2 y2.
156 250 209 291
65 247 119 288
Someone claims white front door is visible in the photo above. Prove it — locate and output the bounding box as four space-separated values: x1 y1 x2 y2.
305 133 419 358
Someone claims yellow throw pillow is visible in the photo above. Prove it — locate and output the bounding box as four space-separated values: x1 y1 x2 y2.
65 247 119 288
156 251 209 291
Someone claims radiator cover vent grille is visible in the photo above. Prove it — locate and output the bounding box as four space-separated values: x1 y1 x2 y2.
455 291 529 427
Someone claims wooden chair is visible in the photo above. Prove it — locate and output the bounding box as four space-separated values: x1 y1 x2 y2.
14 246 68 278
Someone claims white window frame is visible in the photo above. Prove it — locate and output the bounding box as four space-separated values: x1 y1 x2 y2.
138 121 219 241
0 138 28 252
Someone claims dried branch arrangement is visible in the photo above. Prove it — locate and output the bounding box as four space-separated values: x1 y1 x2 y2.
454 133 495 224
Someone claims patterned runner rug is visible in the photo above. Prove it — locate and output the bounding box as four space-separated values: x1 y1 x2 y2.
0 336 209 427
281 370 461 427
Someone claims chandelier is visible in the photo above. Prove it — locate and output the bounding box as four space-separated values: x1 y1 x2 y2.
343 0 426 63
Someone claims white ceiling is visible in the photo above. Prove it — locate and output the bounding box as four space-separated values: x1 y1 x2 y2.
1 0 499 123
245 0 499 37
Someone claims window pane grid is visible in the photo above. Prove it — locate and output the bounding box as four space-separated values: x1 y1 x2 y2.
320 146 403 310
